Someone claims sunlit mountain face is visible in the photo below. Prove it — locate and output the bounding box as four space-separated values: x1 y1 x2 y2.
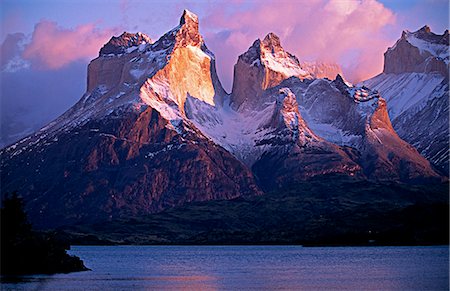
0 10 448 230
363 26 449 173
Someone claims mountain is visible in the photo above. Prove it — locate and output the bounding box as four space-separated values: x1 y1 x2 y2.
0 10 260 228
189 33 441 189
231 33 313 111
362 26 449 173
0 13 445 228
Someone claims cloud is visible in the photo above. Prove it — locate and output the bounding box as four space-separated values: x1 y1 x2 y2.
21 20 116 70
1 61 87 146
0 20 117 145
1 32 30 72
202 0 396 89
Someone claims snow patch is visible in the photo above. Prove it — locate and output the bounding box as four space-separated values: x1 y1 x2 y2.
262 52 309 78
406 34 449 64
170 119 183 134
130 69 146 79
139 79 181 121
126 46 138 53
362 72 445 119
187 45 210 61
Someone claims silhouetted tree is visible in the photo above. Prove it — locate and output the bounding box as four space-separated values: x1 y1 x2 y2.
1 192 88 275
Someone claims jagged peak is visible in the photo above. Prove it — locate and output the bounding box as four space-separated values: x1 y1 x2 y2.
239 33 307 78
402 25 431 35
334 74 353 87
262 32 282 53
400 25 448 42
244 32 284 59
272 87 300 132
385 25 449 75
274 87 321 143
148 9 204 52
99 31 151 56
333 74 380 104
418 25 431 34
172 9 202 48
335 74 346 85
180 9 199 25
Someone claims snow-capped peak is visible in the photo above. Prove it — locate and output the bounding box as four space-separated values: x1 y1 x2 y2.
390 25 449 63
128 9 204 57
269 87 320 145
277 88 299 130
231 32 313 110
99 32 152 56
384 25 449 75
236 32 311 81
83 9 222 127
335 74 353 87
406 29 448 63
418 25 431 34
261 32 283 53
180 9 199 25
258 33 311 80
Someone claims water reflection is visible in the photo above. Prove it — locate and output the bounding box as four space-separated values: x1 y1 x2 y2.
1 246 448 291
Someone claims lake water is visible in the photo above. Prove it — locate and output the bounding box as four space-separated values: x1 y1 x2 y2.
1 245 448 290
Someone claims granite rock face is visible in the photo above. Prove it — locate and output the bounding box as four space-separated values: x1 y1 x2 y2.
99 32 152 56
231 33 312 110
363 26 449 173
252 87 362 190
88 32 153 92
300 75 439 182
383 26 448 76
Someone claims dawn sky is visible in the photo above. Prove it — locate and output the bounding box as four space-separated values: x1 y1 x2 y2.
0 0 448 145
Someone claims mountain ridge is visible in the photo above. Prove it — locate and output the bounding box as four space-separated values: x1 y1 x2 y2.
363 25 449 173
0 11 446 228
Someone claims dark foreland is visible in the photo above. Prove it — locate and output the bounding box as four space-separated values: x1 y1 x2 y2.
55 176 448 246
0 194 89 276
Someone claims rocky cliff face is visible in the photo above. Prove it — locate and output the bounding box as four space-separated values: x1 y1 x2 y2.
252 87 362 189
99 32 152 56
384 26 448 76
230 33 312 110
1 107 260 228
363 25 449 173
298 75 440 182
87 32 152 92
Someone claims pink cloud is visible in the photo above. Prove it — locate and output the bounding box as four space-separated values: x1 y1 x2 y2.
202 0 396 90
22 20 116 70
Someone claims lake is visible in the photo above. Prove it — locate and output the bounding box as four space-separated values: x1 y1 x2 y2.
1 245 448 290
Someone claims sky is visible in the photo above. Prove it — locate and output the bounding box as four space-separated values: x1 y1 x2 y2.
0 0 448 145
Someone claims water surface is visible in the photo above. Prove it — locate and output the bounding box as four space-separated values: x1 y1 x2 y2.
2 245 448 290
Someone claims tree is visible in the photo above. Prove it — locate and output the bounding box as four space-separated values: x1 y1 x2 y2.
1 192 89 275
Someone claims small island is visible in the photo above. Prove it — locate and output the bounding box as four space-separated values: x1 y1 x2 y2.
1 193 88 276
